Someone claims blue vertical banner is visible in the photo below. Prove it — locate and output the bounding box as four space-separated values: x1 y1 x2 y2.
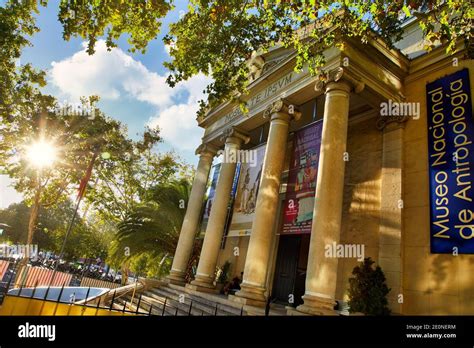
427 68 474 254
231 163 242 199
203 163 221 221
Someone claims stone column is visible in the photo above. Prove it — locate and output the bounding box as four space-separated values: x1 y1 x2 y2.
296 80 351 315
167 144 218 285
187 128 249 292
233 99 300 307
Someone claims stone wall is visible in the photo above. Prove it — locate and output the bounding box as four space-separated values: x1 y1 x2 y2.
402 59 474 315
216 236 250 281
336 114 383 303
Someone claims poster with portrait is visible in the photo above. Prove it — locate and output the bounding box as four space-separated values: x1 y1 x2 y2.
281 121 323 234
227 144 266 237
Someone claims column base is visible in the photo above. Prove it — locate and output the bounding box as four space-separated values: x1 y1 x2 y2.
296 293 339 316
186 274 218 293
232 283 267 308
166 270 187 286
185 283 220 294
286 306 312 316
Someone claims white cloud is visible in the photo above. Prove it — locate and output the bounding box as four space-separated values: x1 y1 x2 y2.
50 41 173 106
149 103 203 151
0 175 23 209
148 73 211 151
49 40 212 152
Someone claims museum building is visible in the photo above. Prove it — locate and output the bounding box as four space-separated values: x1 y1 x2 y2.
167 18 474 315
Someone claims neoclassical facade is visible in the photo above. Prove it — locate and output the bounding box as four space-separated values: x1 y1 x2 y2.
168 19 474 315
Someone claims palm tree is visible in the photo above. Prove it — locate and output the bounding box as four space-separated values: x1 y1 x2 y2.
109 179 201 280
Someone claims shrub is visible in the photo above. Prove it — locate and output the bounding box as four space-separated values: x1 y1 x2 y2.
347 257 391 315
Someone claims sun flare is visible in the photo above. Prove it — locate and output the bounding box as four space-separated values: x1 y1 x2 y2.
26 140 58 169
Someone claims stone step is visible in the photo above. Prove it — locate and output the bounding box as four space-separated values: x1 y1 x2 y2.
168 283 246 312
118 293 187 316
143 290 205 316
154 286 244 315
114 296 149 315
149 287 233 315
147 288 233 316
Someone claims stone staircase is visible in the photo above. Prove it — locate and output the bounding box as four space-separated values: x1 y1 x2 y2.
114 284 246 316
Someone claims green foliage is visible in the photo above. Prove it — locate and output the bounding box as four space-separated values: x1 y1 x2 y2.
0 202 42 245
58 0 173 54
1 98 129 205
89 136 191 223
164 1 472 117
0 0 49 122
51 209 114 261
130 253 150 278
0 200 112 261
0 94 138 244
129 252 172 279
108 179 195 278
2 1 471 123
347 257 391 316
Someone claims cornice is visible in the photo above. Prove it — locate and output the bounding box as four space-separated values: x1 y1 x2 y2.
405 39 468 84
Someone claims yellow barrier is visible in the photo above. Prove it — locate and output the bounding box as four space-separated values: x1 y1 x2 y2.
0 296 137 316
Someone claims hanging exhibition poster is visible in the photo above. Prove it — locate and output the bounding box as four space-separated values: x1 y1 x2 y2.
281 121 323 234
200 162 241 235
227 144 266 237
200 163 221 233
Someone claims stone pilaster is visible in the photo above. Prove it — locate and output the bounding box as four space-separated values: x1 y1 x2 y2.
377 118 407 313
187 128 249 292
167 143 218 285
232 99 301 307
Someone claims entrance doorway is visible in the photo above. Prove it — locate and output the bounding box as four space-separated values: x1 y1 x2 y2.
271 234 310 307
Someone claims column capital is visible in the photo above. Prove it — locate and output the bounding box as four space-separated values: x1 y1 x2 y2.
220 126 250 146
263 98 302 122
315 67 365 94
376 115 409 131
195 143 219 157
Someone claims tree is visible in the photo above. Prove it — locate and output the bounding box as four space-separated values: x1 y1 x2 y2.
0 199 112 260
347 257 391 316
87 130 192 223
0 97 136 246
57 0 173 55
0 202 39 245
49 205 113 262
0 0 50 122
109 179 198 279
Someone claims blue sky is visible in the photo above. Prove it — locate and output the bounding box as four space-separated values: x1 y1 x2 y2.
1 0 211 208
